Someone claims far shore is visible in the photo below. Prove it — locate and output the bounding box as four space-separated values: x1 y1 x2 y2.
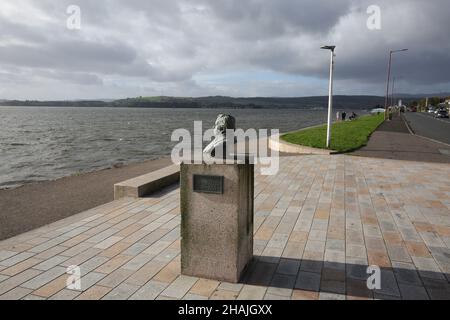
0 156 172 241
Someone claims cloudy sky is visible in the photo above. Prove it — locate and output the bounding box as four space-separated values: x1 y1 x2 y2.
0 0 449 99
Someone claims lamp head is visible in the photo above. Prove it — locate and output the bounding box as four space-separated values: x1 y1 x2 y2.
321 45 336 51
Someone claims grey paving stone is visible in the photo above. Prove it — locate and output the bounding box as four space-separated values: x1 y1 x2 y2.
399 284 429 300
320 280 345 294
34 256 70 271
94 236 123 250
0 269 42 295
300 259 323 274
183 293 209 300
103 282 140 300
411 256 445 280
326 239 345 252
374 269 400 298
305 240 326 253
392 262 422 286
0 250 18 262
79 256 110 275
264 293 290 300
22 294 46 300
21 266 66 290
295 272 321 292
217 282 243 292
122 243 149 256
346 244 367 259
49 289 81 300
276 259 300 276
129 280 168 300
0 252 35 267
80 272 107 291
387 245 412 263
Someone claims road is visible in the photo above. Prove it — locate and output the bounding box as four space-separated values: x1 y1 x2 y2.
403 112 450 145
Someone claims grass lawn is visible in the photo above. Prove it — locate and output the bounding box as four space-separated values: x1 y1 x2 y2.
281 113 385 153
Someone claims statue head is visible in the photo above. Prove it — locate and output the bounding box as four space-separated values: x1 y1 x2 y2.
203 114 236 159
213 114 236 137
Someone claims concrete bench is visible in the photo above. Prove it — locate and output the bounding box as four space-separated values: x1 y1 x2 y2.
114 164 180 200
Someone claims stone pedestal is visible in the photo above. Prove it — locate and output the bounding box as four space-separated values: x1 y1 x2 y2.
180 162 254 283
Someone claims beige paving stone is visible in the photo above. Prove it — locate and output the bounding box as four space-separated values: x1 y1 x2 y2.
34 245 68 260
129 280 168 300
125 260 166 286
288 231 308 243
80 272 107 291
60 243 93 258
95 255 132 274
346 244 367 259
76 285 112 300
153 258 180 283
49 290 81 301
291 289 319 300
383 232 403 246
367 251 391 268
405 241 432 258
160 275 198 299
217 282 244 292
210 289 238 300
0 155 449 300
0 287 32 300
94 236 124 250
237 285 267 300
98 268 134 288
189 279 220 297
32 274 68 298
98 241 134 258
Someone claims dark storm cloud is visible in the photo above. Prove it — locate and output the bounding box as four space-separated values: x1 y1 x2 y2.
0 0 449 99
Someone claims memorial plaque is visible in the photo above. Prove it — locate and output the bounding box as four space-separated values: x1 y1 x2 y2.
193 174 224 194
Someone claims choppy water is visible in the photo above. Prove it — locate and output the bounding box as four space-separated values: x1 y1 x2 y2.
0 106 359 189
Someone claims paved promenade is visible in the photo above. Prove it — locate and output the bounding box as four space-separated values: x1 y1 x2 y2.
1 155 449 300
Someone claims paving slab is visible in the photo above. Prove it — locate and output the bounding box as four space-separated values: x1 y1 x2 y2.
0 155 449 300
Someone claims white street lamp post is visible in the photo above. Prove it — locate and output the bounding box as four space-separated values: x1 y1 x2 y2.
321 45 336 149
384 49 408 120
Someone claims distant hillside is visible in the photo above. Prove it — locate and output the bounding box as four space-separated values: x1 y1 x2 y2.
110 95 389 109
0 100 108 107
0 95 419 109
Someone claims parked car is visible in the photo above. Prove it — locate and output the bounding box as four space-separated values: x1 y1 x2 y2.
435 110 449 118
